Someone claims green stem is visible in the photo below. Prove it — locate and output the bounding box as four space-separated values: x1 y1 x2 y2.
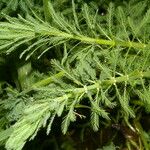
72 70 150 94
40 29 147 49
20 71 64 95
43 0 51 21
20 70 150 100
32 70 150 91
74 104 91 109
32 71 64 88
76 35 147 49
134 120 150 150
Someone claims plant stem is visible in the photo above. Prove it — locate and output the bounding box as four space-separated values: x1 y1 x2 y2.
72 70 150 94
40 28 147 49
20 69 150 99
32 71 64 88
20 71 64 95
24 70 150 103
76 35 147 49
32 70 150 90
43 0 51 21
134 120 150 150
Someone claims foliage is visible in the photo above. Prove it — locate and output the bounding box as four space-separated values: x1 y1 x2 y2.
0 0 150 149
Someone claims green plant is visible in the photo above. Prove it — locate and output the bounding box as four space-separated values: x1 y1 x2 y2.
0 0 150 149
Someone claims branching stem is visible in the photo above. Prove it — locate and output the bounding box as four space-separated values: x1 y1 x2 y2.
27 70 150 100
